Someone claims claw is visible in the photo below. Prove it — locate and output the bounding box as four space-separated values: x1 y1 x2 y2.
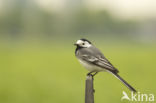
87 73 92 76
87 72 98 77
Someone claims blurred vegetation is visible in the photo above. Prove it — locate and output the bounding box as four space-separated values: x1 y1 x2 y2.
0 42 156 103
0 0 156 41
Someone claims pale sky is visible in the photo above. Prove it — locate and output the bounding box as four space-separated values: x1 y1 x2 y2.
34 0 156 20
0 0 156 20
86 0 156 19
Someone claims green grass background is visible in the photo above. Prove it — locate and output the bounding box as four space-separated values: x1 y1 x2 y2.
0 41 156 103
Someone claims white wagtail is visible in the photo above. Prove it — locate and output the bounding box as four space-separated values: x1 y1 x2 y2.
74 38 136 92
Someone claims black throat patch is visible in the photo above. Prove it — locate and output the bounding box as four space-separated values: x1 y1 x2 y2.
75 45 83 54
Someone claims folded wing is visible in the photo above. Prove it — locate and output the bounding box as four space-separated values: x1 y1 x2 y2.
82 55 119 73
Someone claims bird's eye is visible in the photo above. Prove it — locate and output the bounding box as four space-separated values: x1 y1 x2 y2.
82 43 85 45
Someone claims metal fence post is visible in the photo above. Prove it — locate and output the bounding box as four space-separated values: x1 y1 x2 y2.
85 75 94 103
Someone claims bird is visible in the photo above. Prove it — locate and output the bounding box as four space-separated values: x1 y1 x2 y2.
74 38 136 92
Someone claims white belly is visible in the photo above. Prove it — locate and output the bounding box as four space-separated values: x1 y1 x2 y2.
78 59 104 72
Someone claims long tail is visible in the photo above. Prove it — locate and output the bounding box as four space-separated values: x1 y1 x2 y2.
110 72 137 92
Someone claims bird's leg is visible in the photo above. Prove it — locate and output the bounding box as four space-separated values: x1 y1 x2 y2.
87 72 98 77
92 72 98 77
87 71 94 76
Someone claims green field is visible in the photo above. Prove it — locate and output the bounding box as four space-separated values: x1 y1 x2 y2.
0 42 156 103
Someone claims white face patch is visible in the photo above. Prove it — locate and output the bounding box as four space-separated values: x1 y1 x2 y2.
76 40 92 48
76 40 83 44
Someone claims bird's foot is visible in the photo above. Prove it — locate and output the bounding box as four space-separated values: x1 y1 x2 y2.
87 72 92 76
87 72 98 77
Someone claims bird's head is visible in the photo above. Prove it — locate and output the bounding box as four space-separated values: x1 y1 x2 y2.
74 38 92 48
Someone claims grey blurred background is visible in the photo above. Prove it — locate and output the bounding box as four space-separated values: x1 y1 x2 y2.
0 0 156 42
